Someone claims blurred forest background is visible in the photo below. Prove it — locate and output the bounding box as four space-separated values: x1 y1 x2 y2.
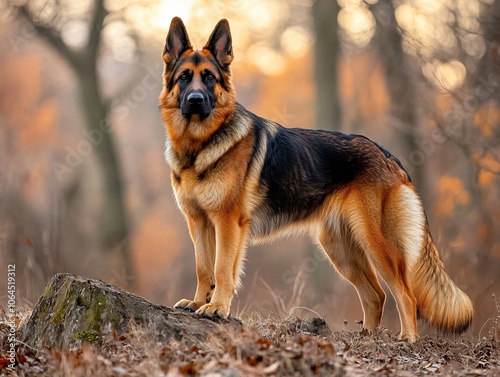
1 0 499 338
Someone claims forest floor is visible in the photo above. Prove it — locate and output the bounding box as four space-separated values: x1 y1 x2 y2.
1 306 499 377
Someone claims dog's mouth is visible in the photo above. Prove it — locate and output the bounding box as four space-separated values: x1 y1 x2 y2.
181 93 213 120
181 107 211 120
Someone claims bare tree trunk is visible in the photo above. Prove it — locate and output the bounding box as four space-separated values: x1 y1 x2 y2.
77 65 133 283
13 0 134 285
312 0 341 131
369 0 424 189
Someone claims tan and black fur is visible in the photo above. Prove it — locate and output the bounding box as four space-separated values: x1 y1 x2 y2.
159 17 474 343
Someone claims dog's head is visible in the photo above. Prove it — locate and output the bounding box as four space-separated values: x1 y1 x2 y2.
159 18 236 129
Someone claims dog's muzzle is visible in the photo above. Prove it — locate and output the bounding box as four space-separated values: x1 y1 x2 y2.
181 92 212 119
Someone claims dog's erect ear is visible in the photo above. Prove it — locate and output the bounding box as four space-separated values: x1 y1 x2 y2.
204 19 233 69
163 17 192 66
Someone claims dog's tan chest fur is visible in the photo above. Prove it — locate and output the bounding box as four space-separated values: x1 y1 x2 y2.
172 165 232 215
169 129 256 217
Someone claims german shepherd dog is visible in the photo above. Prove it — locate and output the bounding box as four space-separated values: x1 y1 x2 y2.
159 17 473 342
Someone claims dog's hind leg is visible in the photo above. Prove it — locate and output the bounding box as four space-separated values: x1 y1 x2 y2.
345 187 419 342
318 225 386 332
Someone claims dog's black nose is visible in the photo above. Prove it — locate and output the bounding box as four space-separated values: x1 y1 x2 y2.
187 92 204 104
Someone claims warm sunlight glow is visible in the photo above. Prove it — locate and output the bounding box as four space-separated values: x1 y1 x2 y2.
281 26 311 58
61 20 88 50
245 1 287 33
395 0 483 60
423 60 467 92
338 6 375 47
461 34 486 59
337 0 364 10
150 1 193 32
248 44 286 76
123 0 301 76
103 21 137 62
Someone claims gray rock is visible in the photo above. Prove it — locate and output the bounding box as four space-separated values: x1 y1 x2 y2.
18 273 242 350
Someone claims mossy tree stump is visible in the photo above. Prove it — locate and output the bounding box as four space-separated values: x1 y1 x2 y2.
19 273 242 350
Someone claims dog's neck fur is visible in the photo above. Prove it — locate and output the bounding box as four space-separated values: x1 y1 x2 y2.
165 103 252 175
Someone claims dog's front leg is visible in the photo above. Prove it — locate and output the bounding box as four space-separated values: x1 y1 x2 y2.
195 210 248 319
174 214 216 312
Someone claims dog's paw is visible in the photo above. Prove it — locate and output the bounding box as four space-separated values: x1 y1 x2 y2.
174 299 204 312
195 302 229 319
399 332 417 344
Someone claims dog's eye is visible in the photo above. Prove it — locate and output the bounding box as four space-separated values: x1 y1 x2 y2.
206 74 215 82
179 74 188 82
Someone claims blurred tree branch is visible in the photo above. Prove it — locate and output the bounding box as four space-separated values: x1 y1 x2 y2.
312 0 341 131
369 0 424 189
87 0 108 64
16 3 80 69
14 0 108 71
8 0 134 286
436 0 500 300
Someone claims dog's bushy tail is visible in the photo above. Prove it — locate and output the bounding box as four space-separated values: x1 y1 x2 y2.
410 231 474 333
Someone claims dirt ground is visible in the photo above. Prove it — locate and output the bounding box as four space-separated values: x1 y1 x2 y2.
1 308 499 377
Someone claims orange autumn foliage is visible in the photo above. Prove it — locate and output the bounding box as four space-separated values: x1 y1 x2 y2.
18 101 58 147
478 170 495 189
0 53 57 150
435 176 470 216
233 53 314 129
339 54 389 119
132 205 183 291
474 100 500 137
